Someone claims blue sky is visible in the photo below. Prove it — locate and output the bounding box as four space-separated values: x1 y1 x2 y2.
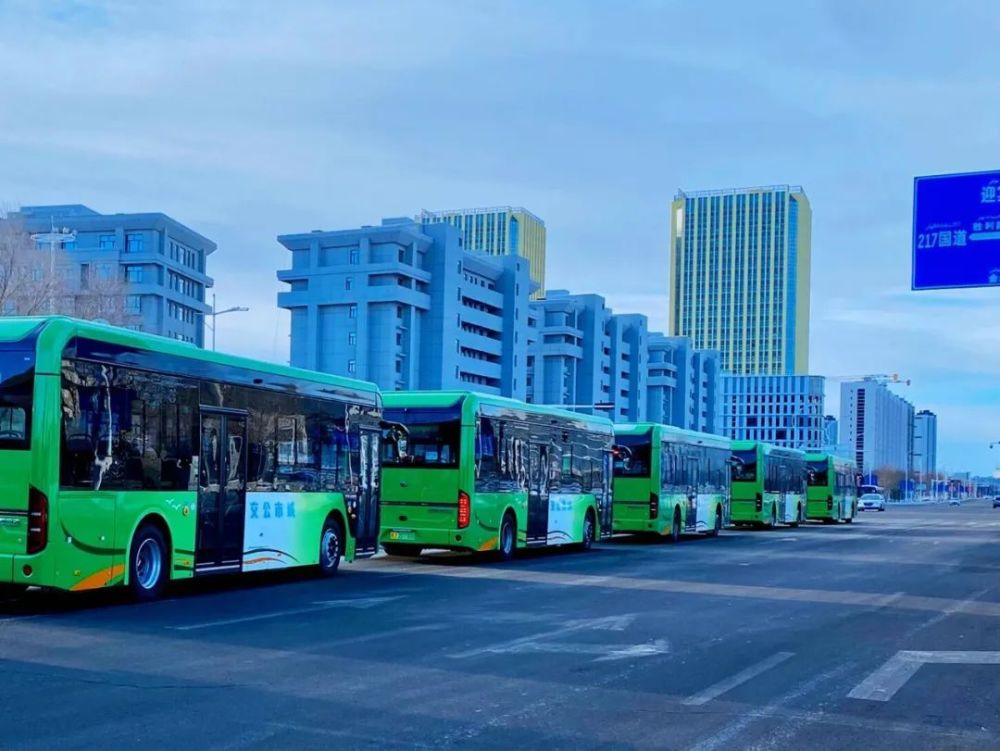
1 0 998 473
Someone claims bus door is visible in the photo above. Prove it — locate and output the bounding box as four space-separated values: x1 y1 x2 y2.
196 410 248 572
685 455 699 530
598 448 614 540
526 442 549 544
351 427 381 557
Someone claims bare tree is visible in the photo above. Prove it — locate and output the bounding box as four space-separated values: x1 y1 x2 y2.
0 210 138 327
0 213 67 316
67 265 140 328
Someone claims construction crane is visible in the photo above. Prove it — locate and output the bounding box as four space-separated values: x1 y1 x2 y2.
824 373 911 386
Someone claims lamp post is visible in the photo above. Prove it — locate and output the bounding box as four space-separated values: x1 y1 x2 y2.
207 293 249 351
29 222 76 314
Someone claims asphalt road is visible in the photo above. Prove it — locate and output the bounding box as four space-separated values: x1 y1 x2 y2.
1 501 999 750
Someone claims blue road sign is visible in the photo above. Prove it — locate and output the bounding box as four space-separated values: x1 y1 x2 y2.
912 169 1000 290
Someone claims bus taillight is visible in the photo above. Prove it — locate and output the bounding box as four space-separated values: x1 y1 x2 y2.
457 490 470 529
755 493 762 513
27 485 48 554
827 496 833 511
649 492 659 519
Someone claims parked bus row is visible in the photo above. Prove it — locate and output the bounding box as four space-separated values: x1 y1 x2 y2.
0 318 857 602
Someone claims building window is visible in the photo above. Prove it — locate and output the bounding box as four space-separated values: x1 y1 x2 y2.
98 234 115 250
62 239 77 251
125 295 142 314
350 249 360 264
345 276 353 290
79 264 90 289
124 266 143 283
395 360 402 373
348 332 357 345
125 233 144 253
395 332 402 345
347 359 356 373
397 305 403 319
349 305 357 319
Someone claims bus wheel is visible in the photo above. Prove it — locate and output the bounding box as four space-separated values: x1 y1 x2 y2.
0 584 27 599
318 517 343 577
789 504 801 528
498 512 516 561
382 543 422 557
845 515 853 524
708 507 722 537
579 509 596 551
668 509 681 543
129 523 168 601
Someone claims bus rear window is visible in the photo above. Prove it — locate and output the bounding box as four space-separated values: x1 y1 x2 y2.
382 406 461 468
0 350 34 450
731 449 757 482
807 460 829 487
613 432 652 478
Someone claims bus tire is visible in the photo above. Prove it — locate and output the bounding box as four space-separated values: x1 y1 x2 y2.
845 515 853 524
708 506 722 537
498 512 516 562
382 543 422 557
318 516 343 577
668 508 681 543
128 522 169 601
0 584 27 599
579 509 596 552
789 504 802 528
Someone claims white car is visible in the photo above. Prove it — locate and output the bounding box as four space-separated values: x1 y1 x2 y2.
859 493 886 512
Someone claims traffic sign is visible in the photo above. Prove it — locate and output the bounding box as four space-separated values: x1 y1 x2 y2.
912 169 1000 290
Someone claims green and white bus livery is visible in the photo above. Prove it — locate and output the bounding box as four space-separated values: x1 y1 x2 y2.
730 441 807 528
612 423 730 541
806 453 857 523
0 317 382 600
380 391 615 559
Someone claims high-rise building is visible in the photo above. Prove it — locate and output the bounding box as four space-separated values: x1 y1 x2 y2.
912 410 938 480
669 185 812 375
418 207 546 297
11 204 214 346
525 290 721 431
277 217 531 398
839 380 915 475
722 374 825 449
647 334 721 434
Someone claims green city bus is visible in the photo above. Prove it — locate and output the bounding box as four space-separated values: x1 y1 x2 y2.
379 391 615 559
612 423 730 541
0 317 382 600
806 453 858 523
730 441 807 528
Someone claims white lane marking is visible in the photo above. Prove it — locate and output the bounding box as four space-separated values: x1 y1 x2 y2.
170 595 405 631
497 638 670 662
682 651 795 706
849 650 1000 702
450 614 636 659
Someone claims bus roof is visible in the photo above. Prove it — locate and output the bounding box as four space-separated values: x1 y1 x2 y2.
383 390 614 434
616 422 730 450
4 316 381 403
731 439 806 459
804 452 857 470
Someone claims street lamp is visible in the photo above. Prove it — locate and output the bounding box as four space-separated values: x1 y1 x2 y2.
29 222 76 314
206 293 249 351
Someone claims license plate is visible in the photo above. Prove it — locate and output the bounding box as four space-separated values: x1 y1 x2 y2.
389 529 415 541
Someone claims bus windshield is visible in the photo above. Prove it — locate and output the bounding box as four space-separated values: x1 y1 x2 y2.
0 349 34 450
613 432 652 477
731 449 757 482
382 406 461 468
807 460 829 487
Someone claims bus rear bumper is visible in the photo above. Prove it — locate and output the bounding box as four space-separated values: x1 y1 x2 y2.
380 527 486 552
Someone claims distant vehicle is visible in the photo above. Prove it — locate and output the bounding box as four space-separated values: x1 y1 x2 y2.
859 493 886 512
993 496 1000 509
949 498 961 507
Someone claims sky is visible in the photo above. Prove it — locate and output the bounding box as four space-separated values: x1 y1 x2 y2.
1 0 999 474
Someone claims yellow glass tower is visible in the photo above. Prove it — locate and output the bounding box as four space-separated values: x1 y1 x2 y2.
668 185 811 375
419 207 546 298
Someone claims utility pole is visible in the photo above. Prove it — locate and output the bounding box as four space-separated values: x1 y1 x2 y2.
207 293 249 351
29 221 76 314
